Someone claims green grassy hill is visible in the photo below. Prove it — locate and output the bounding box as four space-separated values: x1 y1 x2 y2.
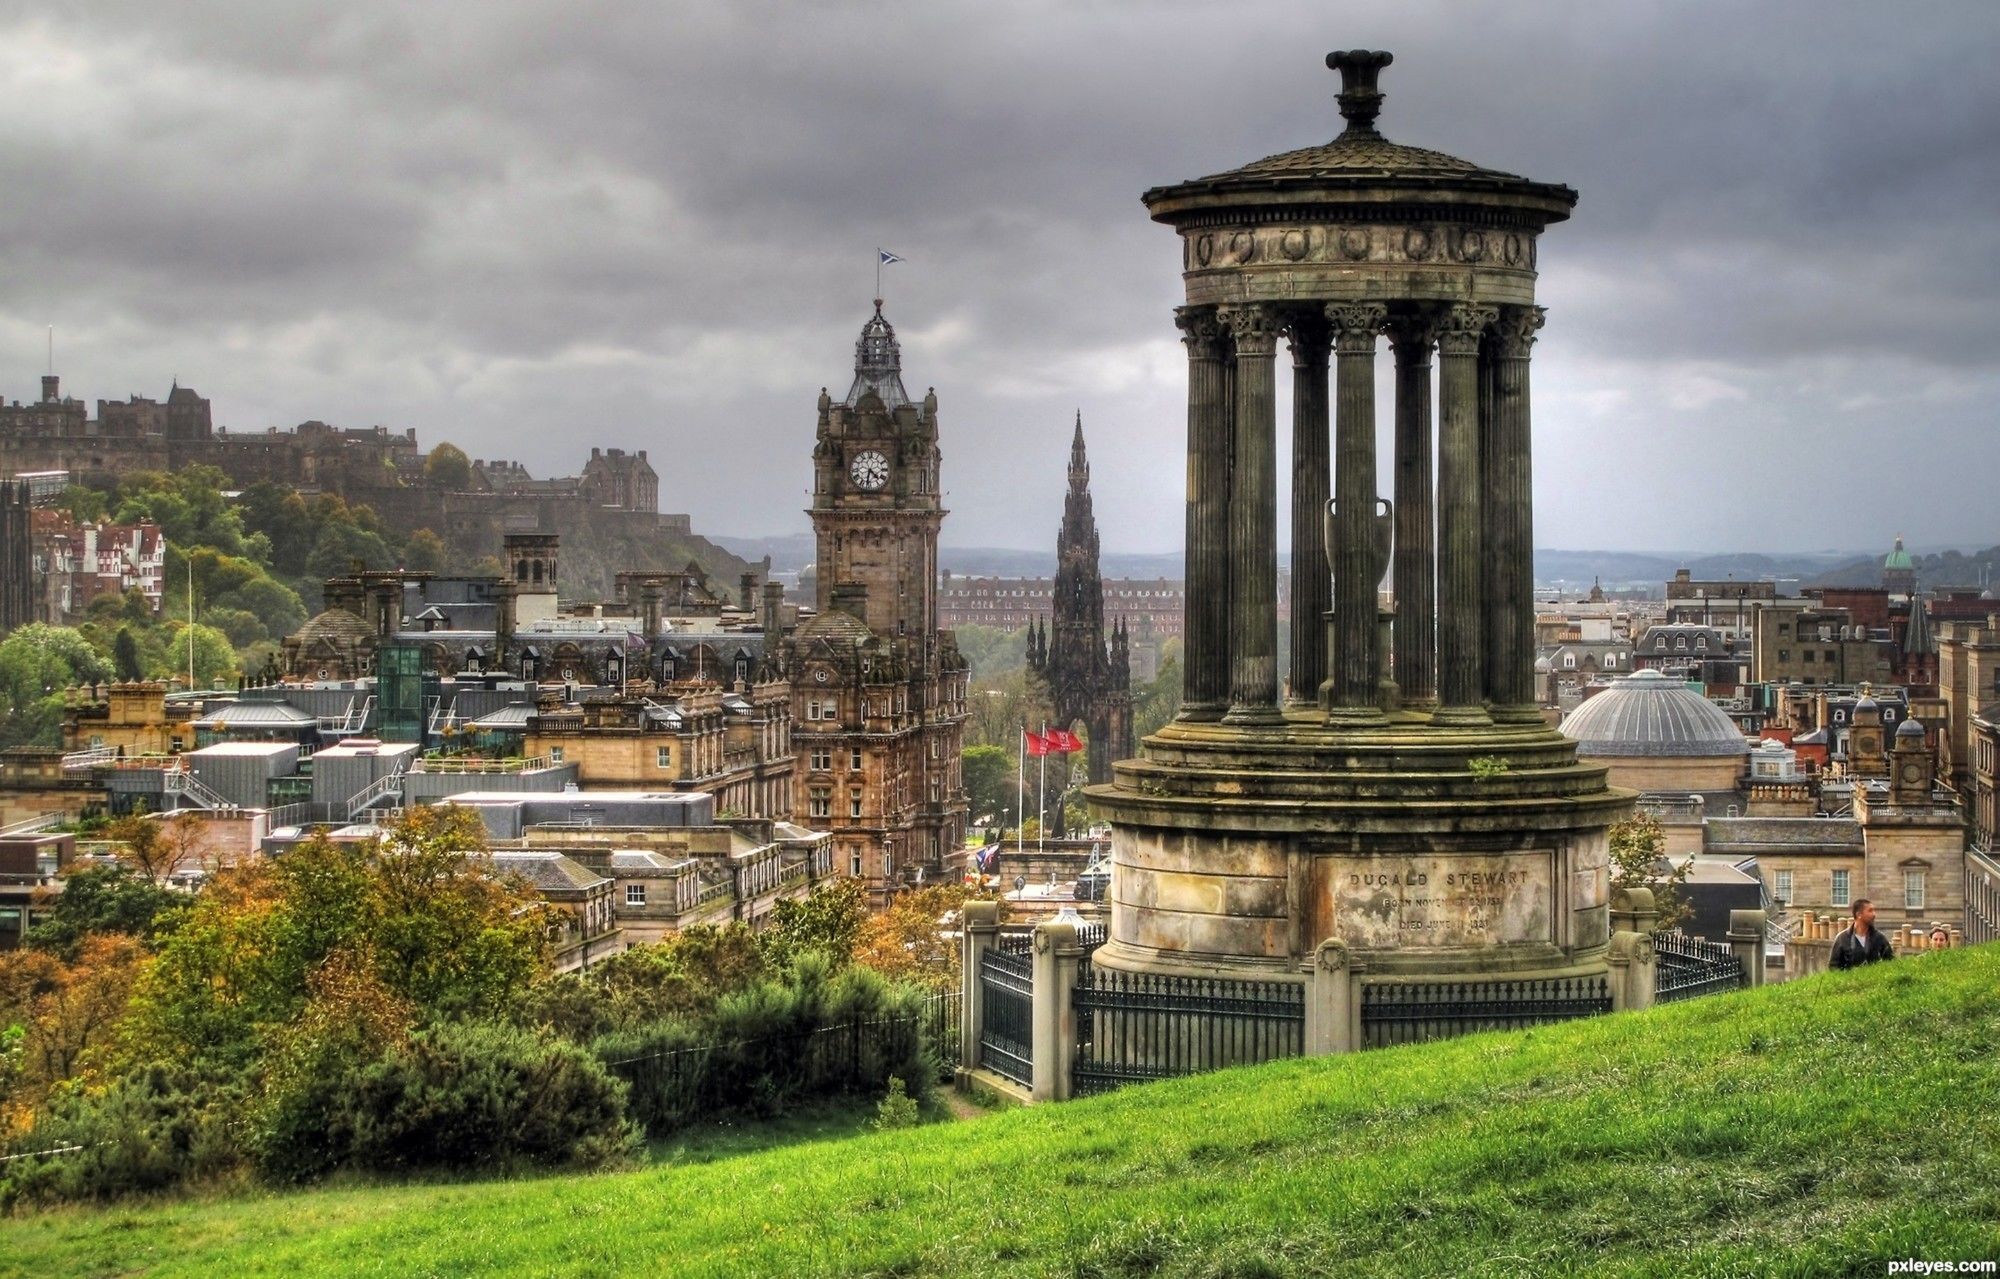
9 950 2000 1278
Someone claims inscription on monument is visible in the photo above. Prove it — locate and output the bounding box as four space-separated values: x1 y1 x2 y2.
1322 852 1553 950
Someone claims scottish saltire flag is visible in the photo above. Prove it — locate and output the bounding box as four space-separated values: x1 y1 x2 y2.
878 249 905 265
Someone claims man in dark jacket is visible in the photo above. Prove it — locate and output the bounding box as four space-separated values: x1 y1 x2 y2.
1830 898 1895 970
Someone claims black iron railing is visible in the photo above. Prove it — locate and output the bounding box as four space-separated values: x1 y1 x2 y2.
1361 975 1612 1048
1654 930 1745 1004
1071 963 1305 1097
978 946 1035 1087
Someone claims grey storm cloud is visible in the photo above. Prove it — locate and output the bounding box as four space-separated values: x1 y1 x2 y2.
0 1 1995 556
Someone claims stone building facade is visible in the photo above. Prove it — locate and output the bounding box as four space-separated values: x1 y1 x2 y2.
793 304 970 900
1026 416 1132 786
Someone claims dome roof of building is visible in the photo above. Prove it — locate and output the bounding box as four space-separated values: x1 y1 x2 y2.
1854 693 1879 712
1896 717 1926 740
1143 52 1575 220
295 607 371 644
796 608 873 644
1559 669 1750 758
1883 535 1915 571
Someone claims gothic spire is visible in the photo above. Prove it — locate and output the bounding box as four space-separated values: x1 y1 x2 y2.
1068 411 1089 490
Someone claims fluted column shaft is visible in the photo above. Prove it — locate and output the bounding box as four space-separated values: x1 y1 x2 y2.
1388 314 1438 709
1327 303 1388 721
1285 312 1332 709
1175 307 1231 721
1220 304 1282 724
1479 334 1502 703
1434 304 1496 725
1487 305 1545 719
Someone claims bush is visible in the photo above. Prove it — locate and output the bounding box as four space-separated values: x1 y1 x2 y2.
595 956 937 1136
340 1021 638 1175
0 1062 245 1207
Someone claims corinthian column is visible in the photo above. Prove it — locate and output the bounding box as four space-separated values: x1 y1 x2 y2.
1175 306 1230 722
1219 303 1282 725
1486 305 1545 721
1387 310 1439 710
1434 303 1496 727
1284 310 1332 710
1326 302 1388 724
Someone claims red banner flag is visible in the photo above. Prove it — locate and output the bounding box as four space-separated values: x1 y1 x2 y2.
1024 731 1053 757
1048 729 1084 753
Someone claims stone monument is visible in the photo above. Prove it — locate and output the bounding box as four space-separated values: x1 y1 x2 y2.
1089 51 1633 987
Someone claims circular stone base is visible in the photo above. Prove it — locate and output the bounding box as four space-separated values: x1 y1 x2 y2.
1084 710 1635 977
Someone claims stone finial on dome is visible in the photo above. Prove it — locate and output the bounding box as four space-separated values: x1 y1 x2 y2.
1326 50 1394 138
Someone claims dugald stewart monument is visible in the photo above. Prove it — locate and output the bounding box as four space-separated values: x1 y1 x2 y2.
1090 51 1634 988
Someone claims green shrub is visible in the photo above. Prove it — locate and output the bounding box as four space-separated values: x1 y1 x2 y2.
0 1062 245 1207
872 1077 920 1131
341 1021 638 1174
595 955 937 1136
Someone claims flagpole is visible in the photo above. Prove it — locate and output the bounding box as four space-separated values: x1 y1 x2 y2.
1016 724 1026 858
1037 718 1047 858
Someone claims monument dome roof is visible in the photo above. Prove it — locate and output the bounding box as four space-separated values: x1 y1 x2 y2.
1144 51 1576 220
296 607 371 644
1896 717 1926 740
1883 536 1915 571
1560 670 1749 759
796 609 872 644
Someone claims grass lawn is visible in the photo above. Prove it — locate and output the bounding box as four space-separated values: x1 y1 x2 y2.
6 948 2000 1278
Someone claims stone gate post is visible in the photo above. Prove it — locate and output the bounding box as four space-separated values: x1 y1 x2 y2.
960 901 1000 1075
1608 886 1660 1011
1030 921 1082 1102
1727 909 1768 988
1303 939 1356 1055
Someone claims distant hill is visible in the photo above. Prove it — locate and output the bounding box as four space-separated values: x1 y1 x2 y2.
1536 548 1871 593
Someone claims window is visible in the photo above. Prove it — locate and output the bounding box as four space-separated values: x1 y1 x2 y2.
1830 869 1851 908
808 789 831 819
549 746 564 763
810 748 831 771
1803 651 1816 664
850 847 862 877
1779 649 1791 662
626 883 646 907
851 747 864 770
1773 870 1793 904
656 745 672 769
849 787 864 818
1904 870 1926 910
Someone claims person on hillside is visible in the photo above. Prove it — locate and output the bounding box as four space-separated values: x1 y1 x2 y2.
1928 925 1951 951
1829 898 1894 970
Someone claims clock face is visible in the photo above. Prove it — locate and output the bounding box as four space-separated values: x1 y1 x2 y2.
849 450 890 491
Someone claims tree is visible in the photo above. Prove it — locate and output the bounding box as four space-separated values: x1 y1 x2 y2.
402 528 447 573
0 624 113 748
112 628 143 682
962 744 1015 826
424 442 472 490
127 807 551 1069
761 878 870 970
853 883 978 991
166 622 238 688
25 863 189 959
0 934 149 1112
1608 813 1694 936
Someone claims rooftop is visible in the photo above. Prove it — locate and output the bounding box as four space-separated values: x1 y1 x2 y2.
1560 670 1750 759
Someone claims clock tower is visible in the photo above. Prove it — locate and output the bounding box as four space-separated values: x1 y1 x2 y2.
792 301 969 902
810 300 942 640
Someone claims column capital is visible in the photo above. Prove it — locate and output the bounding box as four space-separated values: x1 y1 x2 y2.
1219 302 1283 355
1325 302 1388 355
1174 305 1227 356
1282 309 1332 368
1437 303 1498 357
1491 304 1547 359
1385 309 1442 360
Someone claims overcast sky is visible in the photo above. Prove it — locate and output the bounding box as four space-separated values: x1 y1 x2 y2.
2 2 1995 556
